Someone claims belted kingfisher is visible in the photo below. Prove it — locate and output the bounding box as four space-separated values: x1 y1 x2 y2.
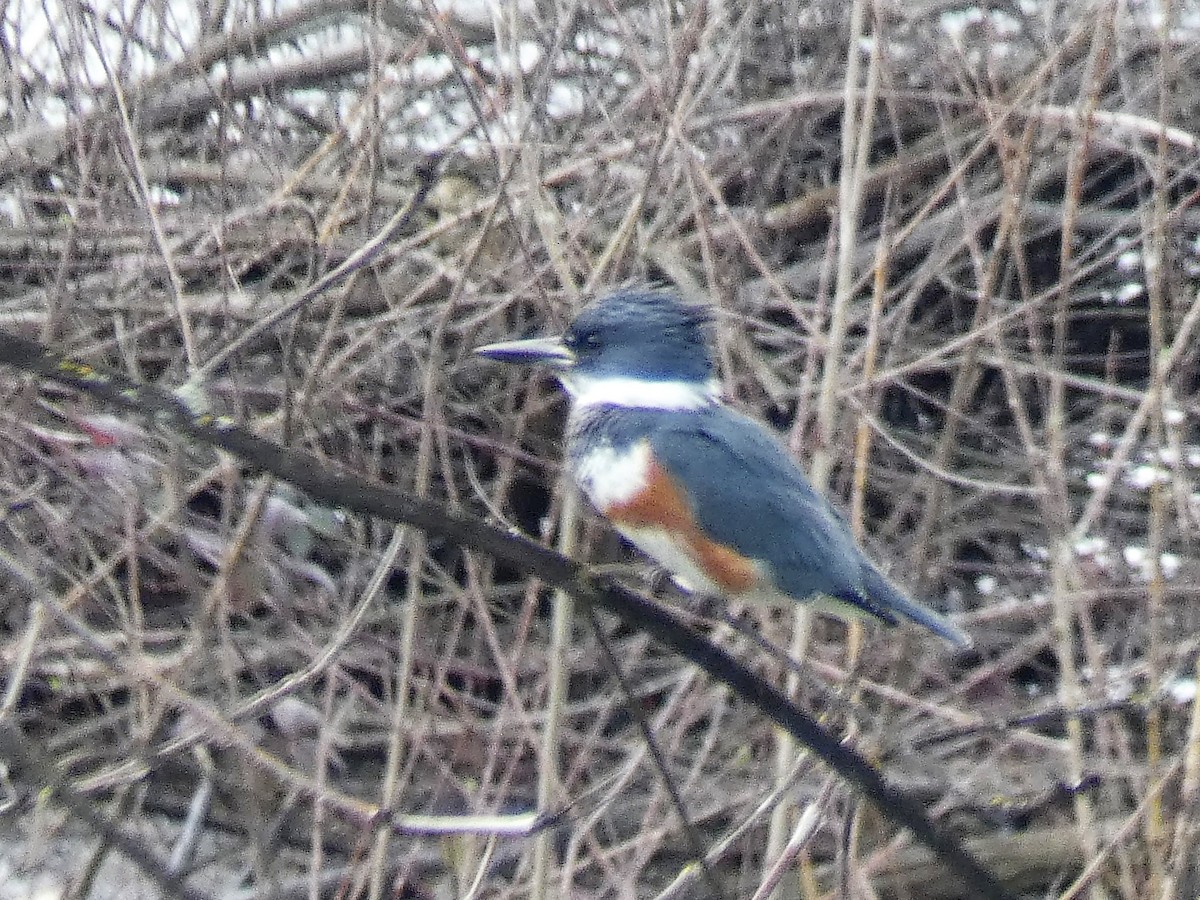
475 286 971 647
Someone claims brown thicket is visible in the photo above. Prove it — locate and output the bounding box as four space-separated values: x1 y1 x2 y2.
1 1 1198 897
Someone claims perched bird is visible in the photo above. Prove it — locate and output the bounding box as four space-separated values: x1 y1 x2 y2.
475 286 971 647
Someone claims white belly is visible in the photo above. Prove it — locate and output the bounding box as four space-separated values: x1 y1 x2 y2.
622 524 783 605
617 524 722 595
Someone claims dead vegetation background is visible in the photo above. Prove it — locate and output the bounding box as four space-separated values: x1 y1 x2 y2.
1 0 1199 897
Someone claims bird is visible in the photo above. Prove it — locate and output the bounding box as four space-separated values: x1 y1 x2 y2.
474 286 971 647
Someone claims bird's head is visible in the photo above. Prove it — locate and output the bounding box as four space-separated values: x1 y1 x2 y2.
474 286 719 409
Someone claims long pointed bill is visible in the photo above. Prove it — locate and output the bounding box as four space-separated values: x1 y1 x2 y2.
473 336 575 368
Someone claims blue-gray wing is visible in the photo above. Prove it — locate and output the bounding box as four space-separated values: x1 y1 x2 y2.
645 406 892 620
646 405 974 647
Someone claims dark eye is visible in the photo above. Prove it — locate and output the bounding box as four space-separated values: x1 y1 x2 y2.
569 329 601 349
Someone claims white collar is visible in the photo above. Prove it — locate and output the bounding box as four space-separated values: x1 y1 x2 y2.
560 374 721 410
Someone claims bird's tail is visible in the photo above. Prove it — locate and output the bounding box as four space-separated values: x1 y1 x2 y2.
860 567 973 648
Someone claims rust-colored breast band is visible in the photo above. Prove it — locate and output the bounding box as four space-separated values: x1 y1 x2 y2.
606 456 760 593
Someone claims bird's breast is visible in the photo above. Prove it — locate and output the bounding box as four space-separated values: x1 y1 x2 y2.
571 439 656 511
569 438 766 597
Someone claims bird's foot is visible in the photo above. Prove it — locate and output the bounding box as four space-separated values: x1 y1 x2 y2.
679 591 724 622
